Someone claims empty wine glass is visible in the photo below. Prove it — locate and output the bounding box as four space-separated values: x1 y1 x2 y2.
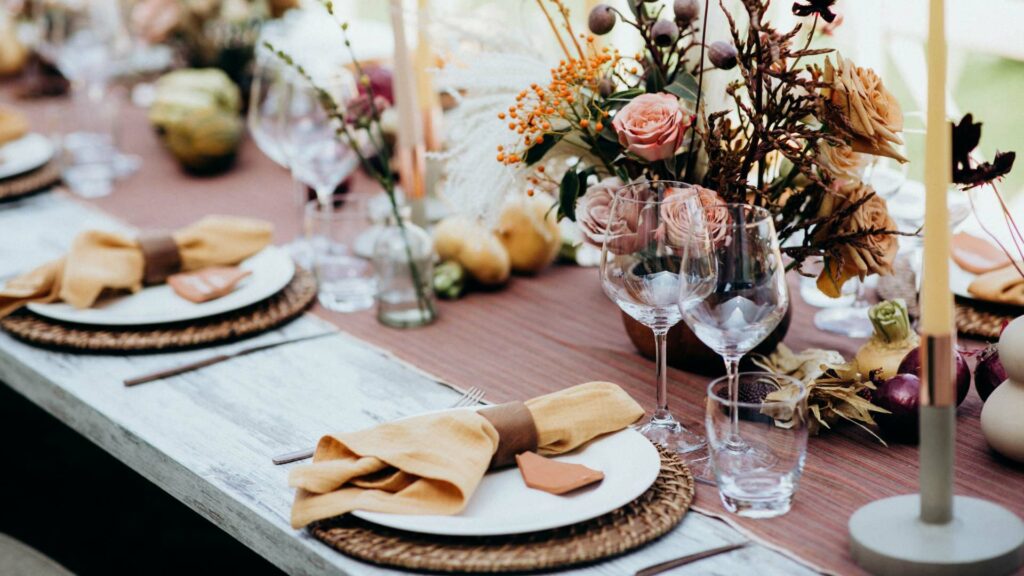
35 0 128 196
248 52 293 169
283 78 359 208
599 181 713 458
677 203 790 472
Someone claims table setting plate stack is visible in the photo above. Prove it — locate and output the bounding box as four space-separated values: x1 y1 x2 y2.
0 133 60 202
309 435 694 573
1 246 318 352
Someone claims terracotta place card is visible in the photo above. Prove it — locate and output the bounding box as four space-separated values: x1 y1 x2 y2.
167 267 251 303
952 232 1011 275
515 451 604 495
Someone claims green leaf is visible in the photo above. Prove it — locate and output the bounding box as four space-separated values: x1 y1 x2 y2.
559 169 581 221
523 132 564 166
606 88 644 101
665 71 700 101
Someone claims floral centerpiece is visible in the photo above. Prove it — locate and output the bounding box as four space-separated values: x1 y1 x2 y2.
489 0 907 298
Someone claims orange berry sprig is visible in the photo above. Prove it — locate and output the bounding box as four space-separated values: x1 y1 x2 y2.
496 34 622 167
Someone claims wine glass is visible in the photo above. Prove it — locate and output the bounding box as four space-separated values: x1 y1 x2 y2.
814 147 909 336
35 0 128 196
677 203 789 470
599 181 714 457
248 52 293 169
283 78 360 208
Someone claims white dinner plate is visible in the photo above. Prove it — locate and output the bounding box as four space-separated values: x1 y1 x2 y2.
0 133 55 180
25 246 294 326
353 427 661 537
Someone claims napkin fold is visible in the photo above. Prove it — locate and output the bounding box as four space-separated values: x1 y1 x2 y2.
0 216 273 317
969 264 1024 307
288 381 644 528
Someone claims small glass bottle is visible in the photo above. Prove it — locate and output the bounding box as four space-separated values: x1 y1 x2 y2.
372 217 437 328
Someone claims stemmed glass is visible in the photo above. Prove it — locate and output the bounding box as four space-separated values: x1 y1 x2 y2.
35 0 130 196
814 147 909 336
284 78 360 208
677 204 789 471
599 181 714 457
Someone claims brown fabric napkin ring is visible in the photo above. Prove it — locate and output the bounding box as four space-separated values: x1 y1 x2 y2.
479 401 539 469
138 232 182 285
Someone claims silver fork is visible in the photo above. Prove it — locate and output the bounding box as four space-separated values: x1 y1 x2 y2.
271 386 485 465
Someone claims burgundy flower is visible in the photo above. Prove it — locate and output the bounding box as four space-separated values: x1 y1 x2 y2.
792 0 837 23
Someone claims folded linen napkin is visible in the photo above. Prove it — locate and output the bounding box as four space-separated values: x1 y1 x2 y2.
0 216 273 318
0 105 28 148
969 265 1024 307
289 381 644 528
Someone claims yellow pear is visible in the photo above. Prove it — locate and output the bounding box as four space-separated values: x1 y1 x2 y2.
496 192 562 274
433 216 511 286
0 17 28 77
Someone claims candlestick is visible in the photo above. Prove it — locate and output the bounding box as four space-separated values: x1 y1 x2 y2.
848 2 1024 573
389 0 427 225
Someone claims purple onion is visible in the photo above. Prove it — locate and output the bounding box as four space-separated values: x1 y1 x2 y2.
897 346 971 406
874 373 921 443
975 345 1007 402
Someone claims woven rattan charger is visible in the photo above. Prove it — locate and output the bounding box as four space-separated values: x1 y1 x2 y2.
0 267 317 353
955 297 1020 340
0 161 60 202
310 445 694 573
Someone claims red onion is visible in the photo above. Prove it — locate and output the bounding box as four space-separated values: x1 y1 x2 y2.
975 345 1007 402
874 373 921 443
897 347 971 406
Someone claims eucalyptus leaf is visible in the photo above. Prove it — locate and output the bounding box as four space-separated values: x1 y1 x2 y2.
665 71 700 101
524 132 564 165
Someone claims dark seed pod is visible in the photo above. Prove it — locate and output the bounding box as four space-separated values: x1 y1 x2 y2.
652 19 679 47
708 40 738 70
674 0 700 26
588 4 616 36
598 77 615 98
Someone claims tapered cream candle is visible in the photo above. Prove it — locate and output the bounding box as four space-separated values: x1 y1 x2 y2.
921 0 952 336
415 0 442 151
389 0 427 222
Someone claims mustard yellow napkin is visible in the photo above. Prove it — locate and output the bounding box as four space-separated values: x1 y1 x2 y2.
289 381 644 528
0 216 273 317
969 265 1024 307
0 105 28 147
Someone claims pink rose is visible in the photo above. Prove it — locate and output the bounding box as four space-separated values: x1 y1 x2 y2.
576 177 653 254
659 185 730 249
612 93 692 162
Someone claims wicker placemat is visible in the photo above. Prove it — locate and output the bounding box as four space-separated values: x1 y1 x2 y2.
956 299 1019 340
309 445 694 573
0 161 61 202
0 267 317 353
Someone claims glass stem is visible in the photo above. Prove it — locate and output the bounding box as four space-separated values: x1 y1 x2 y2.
652 327 671 422
852 278 868 308
724 353 742 444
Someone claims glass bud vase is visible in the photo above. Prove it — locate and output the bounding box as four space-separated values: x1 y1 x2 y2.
372 219 438 328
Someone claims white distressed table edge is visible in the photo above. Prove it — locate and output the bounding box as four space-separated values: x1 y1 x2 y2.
0 192 819 576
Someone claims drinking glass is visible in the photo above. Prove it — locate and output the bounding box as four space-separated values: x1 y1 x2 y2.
284 79 360 207
706 372 808 517
35 0 130 196
305 199 376 313
677 203 789 470
599 181 714 456
248 53 294 170
814 148 908 335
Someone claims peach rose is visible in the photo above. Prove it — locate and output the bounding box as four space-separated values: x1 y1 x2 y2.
612 93 691 162
576 177 652 254
660 185 729 248
823 54 907 162
815 181 899 297
817 140 868 182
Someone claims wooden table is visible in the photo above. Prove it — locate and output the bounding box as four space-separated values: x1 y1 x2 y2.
3 88 1021 576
